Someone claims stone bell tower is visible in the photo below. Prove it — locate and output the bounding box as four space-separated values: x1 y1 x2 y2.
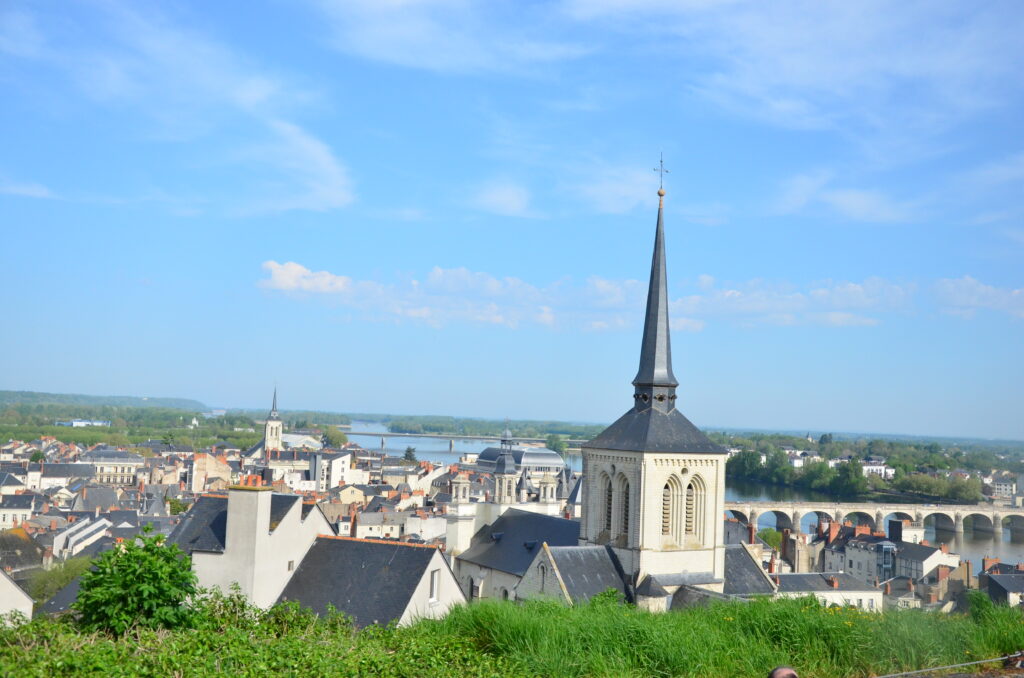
580 186 727 591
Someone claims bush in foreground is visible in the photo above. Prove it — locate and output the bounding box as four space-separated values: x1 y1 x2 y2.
3 592 1024 677
72 526 197 634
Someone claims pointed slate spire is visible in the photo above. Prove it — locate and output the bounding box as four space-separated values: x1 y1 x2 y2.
269 387 280 420
632 188 678 413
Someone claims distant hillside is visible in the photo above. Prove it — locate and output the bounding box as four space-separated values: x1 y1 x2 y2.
0 390 207 411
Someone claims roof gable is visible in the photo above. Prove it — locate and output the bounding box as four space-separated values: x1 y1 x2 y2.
277 537 438 627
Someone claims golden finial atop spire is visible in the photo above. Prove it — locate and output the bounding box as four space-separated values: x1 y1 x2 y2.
653 153 669 207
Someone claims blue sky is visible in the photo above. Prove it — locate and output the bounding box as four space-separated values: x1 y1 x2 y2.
2 1 1023 439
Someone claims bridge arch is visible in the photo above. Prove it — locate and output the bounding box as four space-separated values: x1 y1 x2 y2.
840 511 875 530
799 510 833 534
962 512 996 534
756 510 795 533
724 509 750 525
1002 514 1024 533
922 511 956 533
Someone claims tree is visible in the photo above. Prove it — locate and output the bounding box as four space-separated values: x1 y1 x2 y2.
545 434 567 454
73 526 197 634
403 446 418 463
818 433 833 446
830 460 869 498
27 556 91 604
757 528 783 551
29 451 44 463
167 497 190 515
320 426 348 448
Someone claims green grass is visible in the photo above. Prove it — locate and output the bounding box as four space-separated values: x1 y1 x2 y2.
2 594 1023 677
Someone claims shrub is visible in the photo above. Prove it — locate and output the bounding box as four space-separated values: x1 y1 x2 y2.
72 526 197 634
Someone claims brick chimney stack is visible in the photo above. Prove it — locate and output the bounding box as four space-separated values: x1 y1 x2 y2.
829 576 839 589
828 520 840 544
748 521 756 545
982 556 1000 573
884 581 891 595
908 578 915 592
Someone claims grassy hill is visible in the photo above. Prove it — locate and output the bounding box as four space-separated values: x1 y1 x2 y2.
0 390 207 411
2 594 1021 677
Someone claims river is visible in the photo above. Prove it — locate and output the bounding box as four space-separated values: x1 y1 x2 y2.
345 422 1024 571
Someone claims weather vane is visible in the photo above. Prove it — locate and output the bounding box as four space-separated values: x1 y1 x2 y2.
653 152 669 190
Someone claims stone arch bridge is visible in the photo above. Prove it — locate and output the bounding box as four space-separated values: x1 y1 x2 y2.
725 501 1024 535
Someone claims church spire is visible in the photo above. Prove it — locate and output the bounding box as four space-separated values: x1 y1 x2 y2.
269 387 280 420
632 187 678 413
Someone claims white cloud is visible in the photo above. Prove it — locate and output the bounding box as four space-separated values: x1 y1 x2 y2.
262 259 916 332
261 261 353 293
935 276 1024 319
472 181 534 217
0 180 57 199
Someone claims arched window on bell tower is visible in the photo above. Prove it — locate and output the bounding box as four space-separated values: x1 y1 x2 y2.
615 474 630 545
661 475 684 545
603 475 613 534
684 475 707 546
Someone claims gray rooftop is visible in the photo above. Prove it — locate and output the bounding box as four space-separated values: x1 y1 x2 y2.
458 509 579 576
277 537 440 627
547 545 631 603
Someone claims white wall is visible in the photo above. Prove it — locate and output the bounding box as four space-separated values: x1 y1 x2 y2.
0 571 32 623
397 549 466 626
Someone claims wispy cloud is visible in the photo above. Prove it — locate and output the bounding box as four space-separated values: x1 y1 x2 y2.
262 260 912 331
935 276 1024 319
964 152 1024 188
0 180 57 199
311 0 589 74
776 171 917 223
5 4 352 215
472 181 536 217
565 1 1023 150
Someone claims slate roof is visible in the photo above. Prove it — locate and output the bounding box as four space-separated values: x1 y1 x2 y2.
458 509 579 576
0 473 24 487
0 528 44 570
0 494 38 510
547 545 631 603
723 545 776 596
166 493 316 554
775 572 877 593
988 574 1024 594
166 495 228 553
895 541 942 563
40 576 82 615
585 407 726 455
277 537 441 627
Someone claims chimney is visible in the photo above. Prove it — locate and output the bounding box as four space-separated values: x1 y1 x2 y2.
830 576 839 589
768 551 777 574
95 506 100 518
748 522 756 544
908 579 915 592
50 519 57 531
937 566 950 582
982 556 999 573
920 539 930 546
884 581 891 595
940 543 949 554
816 521 825 538
854 524 870 537
225 484 274 606
82 487 87 499
828 521 840 544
